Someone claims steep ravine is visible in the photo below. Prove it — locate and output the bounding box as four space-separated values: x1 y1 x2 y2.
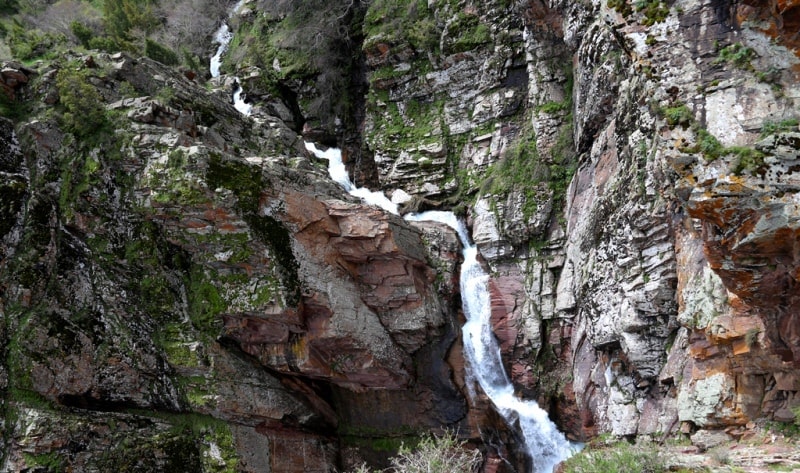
1 0 800 471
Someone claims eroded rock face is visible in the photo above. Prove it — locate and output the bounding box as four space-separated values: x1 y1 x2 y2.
4 0 800 469
358 0 800 447
0 50 475 472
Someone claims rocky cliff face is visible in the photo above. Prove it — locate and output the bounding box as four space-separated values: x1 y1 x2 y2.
1 0 799 471
352 0 800 445
0 50 493 472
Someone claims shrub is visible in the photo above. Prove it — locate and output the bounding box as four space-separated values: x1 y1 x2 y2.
538 101 569 114
55 66 107 138
87 35 119 52
731 147 765 175
145 38 179 66
607 0 632 16
715 43 755 70
695 128 724 161
662 104 693 128
103 0 160 41
636 0 669 26
7 20 65 60
364 0 439 51
70 20 94 47
390 431 482 473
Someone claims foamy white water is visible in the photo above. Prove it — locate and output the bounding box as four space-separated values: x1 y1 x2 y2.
209 0 251 116
233 82 252 115
406 212 577 472
304 142 398 214
209 23 231 78
308 143 576 471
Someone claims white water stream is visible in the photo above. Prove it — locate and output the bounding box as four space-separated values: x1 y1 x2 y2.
210 0 252 116
304 142 576 472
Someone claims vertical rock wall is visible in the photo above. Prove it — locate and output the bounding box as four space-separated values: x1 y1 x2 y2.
358 0 800 443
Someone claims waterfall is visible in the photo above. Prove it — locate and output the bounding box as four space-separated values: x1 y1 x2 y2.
305 142 576 472
209 0 251 116
405 212 576 472
303 142 398 214
209 23 231 78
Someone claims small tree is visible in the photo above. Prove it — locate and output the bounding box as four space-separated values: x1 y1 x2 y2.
145 38 179 65
56 67 107 138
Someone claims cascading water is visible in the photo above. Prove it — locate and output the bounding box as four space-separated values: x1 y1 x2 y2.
209 0 252 116
305 142 576 472
209 23 232 78
304 143 398 214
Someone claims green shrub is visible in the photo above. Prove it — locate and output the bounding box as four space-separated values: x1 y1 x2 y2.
449 12 491 53
103 0 160 41
145 38 179 66
55 66 108 138
635 0 669 25
662 104 693 127
7 20 65 60
364 0 439 52
0 0 18 15
70 20 94 48
731 147 765 175
715 43 755 70
695 128 724 161
538 101 569 114
87 35 119 52
607 0 632 16
0 91 26 119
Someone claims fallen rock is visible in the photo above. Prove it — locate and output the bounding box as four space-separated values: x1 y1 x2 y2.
691 429 732 451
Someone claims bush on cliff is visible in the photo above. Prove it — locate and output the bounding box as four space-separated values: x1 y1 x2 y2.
352 431 482 473
55 66 107 138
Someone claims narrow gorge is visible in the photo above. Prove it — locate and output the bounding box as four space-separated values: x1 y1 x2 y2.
1 0 799 472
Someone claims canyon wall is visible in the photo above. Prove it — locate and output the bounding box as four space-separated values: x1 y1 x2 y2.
1 0 799 471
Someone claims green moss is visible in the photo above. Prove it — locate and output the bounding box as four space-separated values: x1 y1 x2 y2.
760 118 799 137
187 268 226 339
537 101 569 115
205 154 300 304
607 0 632 16
483 127 542 219
481 64 575 225
448 12 491 53
248 216 300 305
23 452 65 472
661 103 693 128
0 177 26 237
635 0 669 26
715 43 755 70
206 154 264 211
730 146 766 175
364 0 439 52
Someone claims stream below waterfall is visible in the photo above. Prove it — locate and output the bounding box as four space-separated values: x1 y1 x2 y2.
304 143 576 472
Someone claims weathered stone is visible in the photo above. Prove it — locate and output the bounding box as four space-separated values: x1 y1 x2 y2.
690 429 731 451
